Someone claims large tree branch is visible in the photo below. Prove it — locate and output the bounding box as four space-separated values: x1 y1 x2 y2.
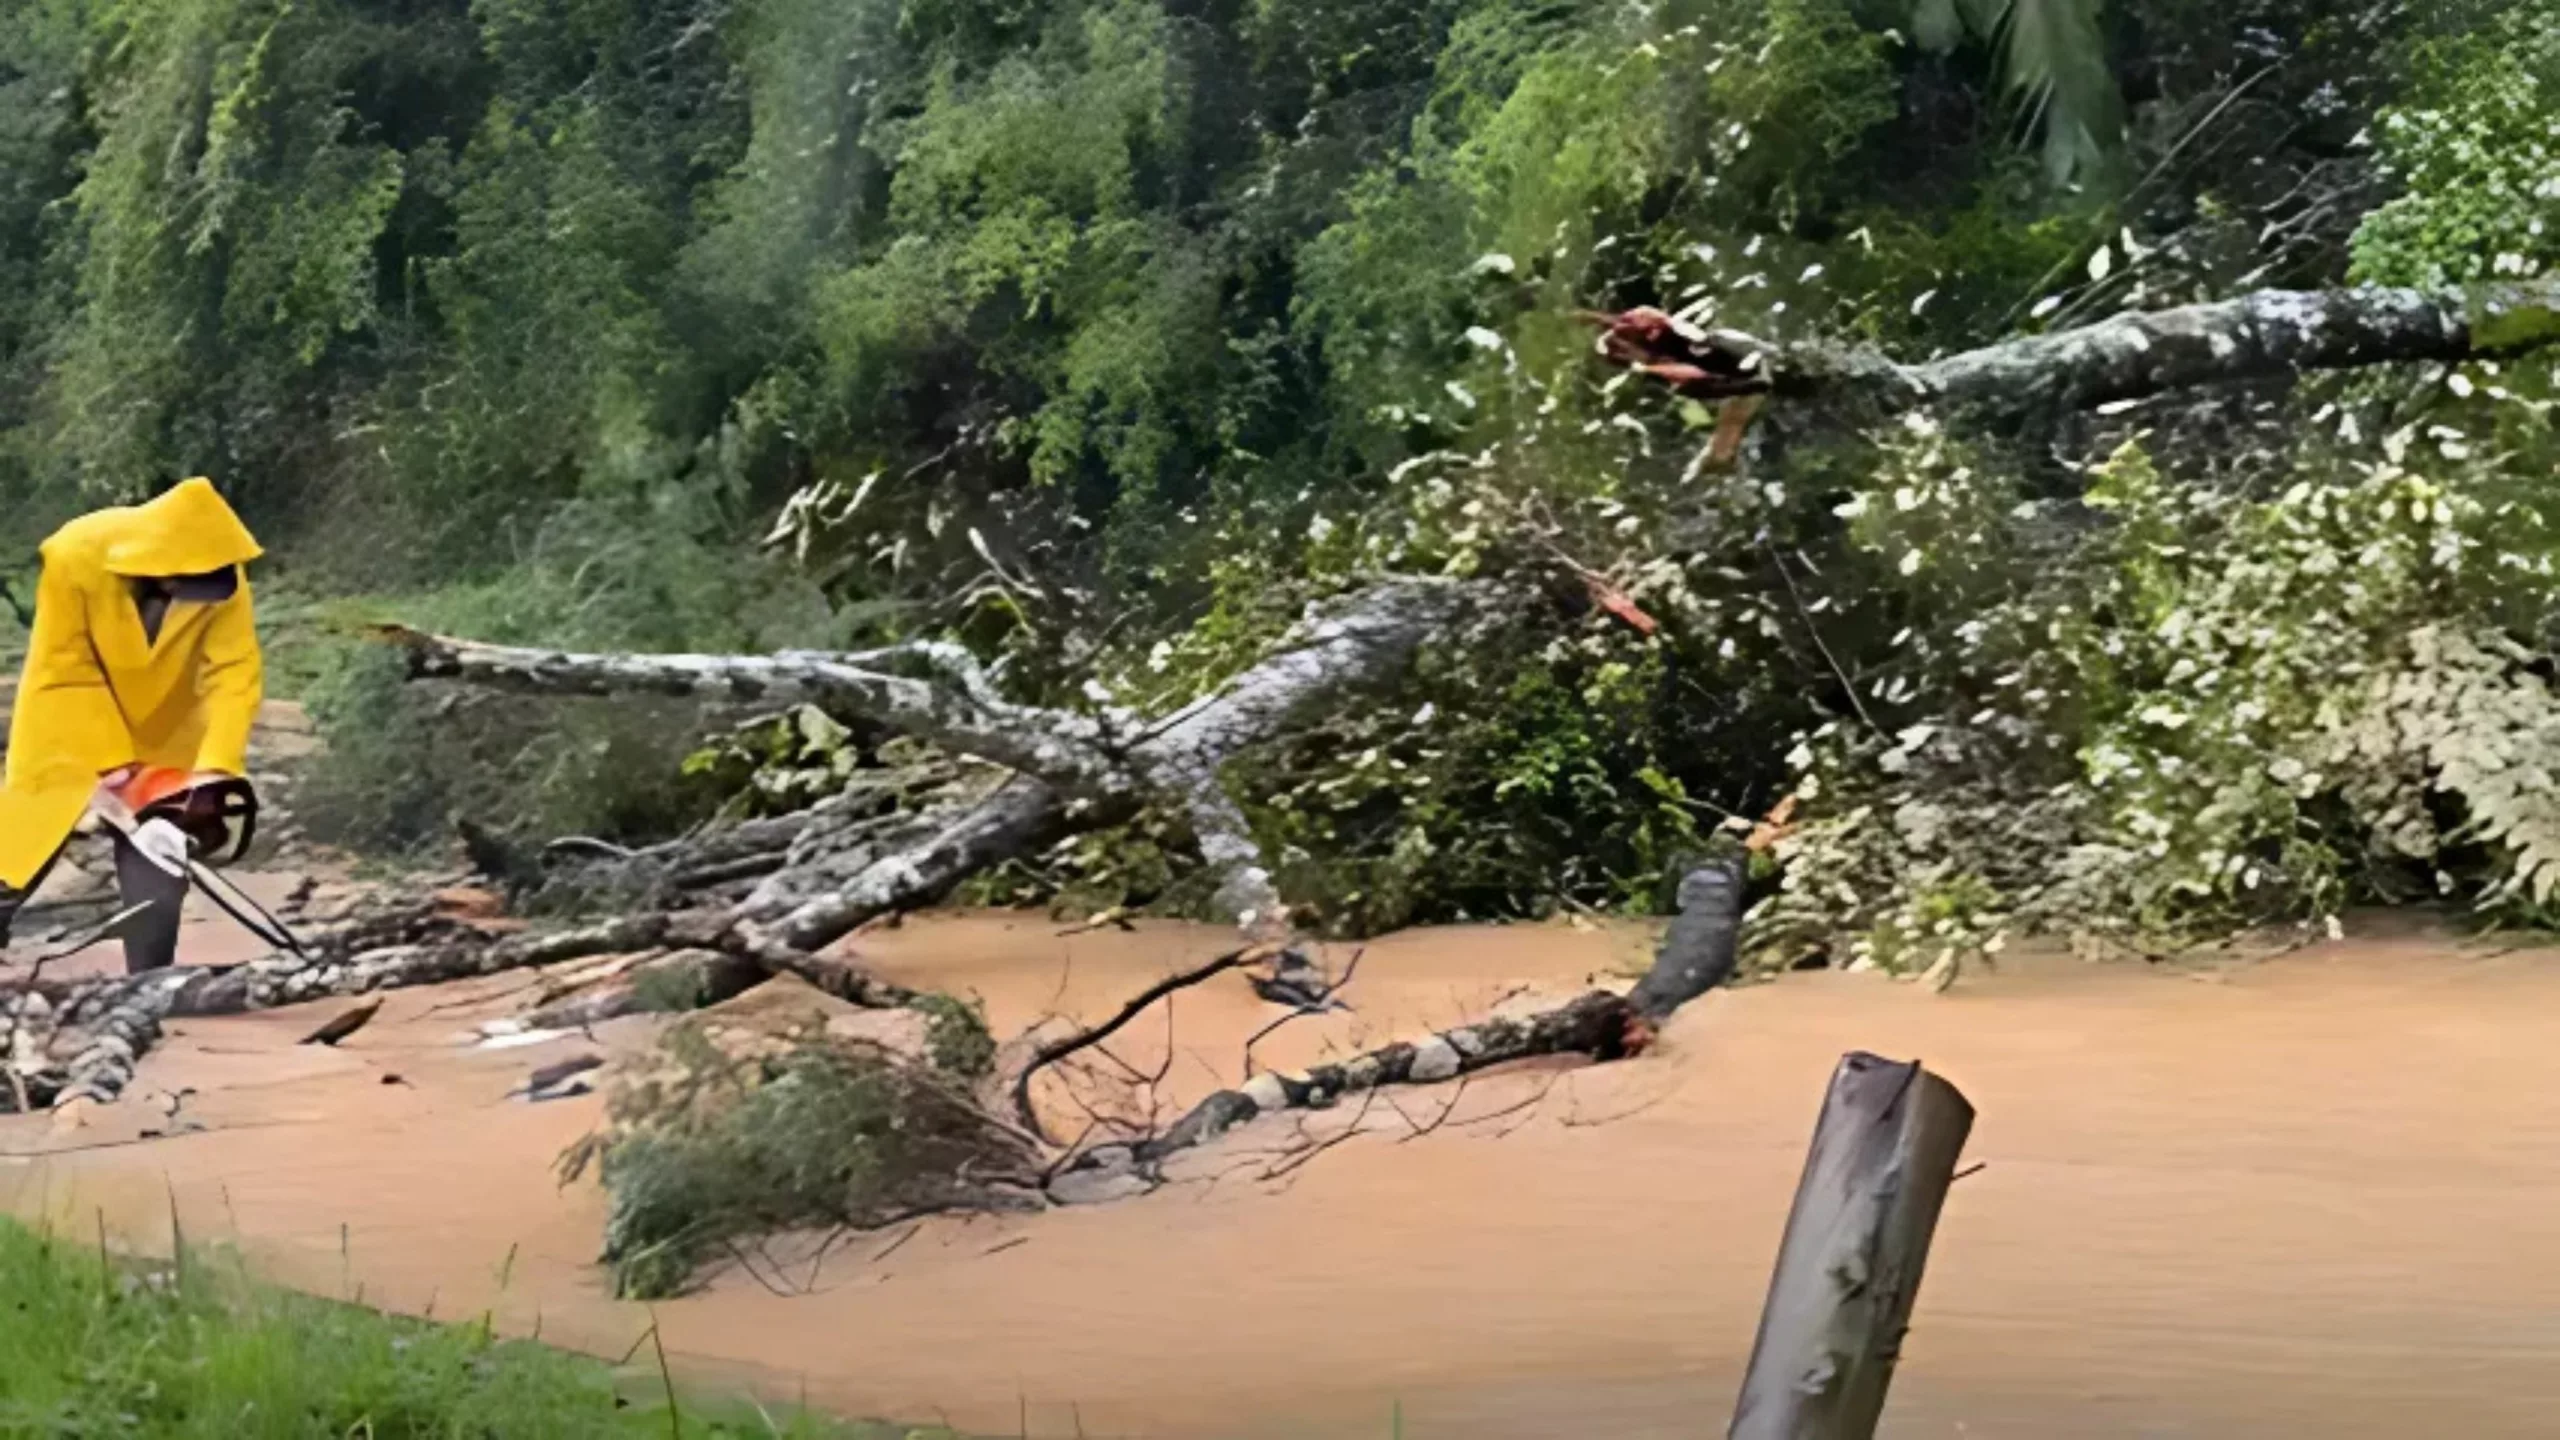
1900 284 2554 413
1608 283 2560 419
1046 859 1742 1190
376 628 1133 796
751 777 1108 953
1124 578 1493 932
5 901 914 1110
390 578 1498 950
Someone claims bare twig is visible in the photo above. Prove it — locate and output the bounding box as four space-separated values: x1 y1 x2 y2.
1258 1088 1383 1187
723 1240 801 1300
1386 1072 1472 1142
1764 541 1883 740
1451 1073 1561 1137
1561 1077 1681 1129
801 1225 850 1292
1011 946 1264 1141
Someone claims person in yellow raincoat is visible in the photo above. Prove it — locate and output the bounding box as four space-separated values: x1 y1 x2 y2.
0 478 265 973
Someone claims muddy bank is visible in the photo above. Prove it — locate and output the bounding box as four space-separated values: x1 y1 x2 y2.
7 911 2560 1437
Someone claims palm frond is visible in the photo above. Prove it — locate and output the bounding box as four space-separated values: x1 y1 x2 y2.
1997 0 2122 185
1911 0 2125 187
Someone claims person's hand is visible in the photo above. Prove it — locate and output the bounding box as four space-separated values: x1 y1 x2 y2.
90 773 140 829
129 817 192 878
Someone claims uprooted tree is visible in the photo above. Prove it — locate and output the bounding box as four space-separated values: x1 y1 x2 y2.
7 277 2560 1290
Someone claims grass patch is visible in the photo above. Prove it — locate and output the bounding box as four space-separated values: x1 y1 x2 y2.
0 1216 954 1438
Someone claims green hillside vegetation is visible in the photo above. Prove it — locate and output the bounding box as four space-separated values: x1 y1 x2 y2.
3 0 2557 966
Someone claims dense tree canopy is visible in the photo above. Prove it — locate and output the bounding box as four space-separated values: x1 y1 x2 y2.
3 0 2553 966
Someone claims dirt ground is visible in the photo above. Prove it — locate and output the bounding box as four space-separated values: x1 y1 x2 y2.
7 892 2560 1438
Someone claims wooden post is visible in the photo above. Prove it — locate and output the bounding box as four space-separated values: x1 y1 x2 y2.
1729 1051 1975 1440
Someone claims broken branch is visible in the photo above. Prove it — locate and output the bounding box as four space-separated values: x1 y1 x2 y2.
1011 945 1266 1142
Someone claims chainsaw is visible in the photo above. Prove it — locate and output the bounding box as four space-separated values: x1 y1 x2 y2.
78 776 306 960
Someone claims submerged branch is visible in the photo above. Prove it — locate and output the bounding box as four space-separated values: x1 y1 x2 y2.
1046 858 1742 1188
4 902 914 1110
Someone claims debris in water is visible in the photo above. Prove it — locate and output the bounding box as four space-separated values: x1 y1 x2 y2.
474 1019 577 1052
300 999 384 1048
512 1053 605 1103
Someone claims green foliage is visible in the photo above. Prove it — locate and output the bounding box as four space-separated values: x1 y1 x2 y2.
1754 383 2560 971
1907 0 2125 187
906 992 998 1079
0 0 2491 948
564 1019 1032 1299
630 956 724 1014
291 493 848 855
0 1218 901 1436
684 706 873 820
2352 1 2560 287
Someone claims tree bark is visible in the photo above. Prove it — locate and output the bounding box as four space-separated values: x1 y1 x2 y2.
1627 860 1744 1021
1728 1054 1976 1440
1655 283 2560 419
1045 859 1743 1188
1121 578 1487 935
5 906 913 1110
1048 987 1646 1192
752 777 1102 953
394 577 1496 954
377 627 1133 797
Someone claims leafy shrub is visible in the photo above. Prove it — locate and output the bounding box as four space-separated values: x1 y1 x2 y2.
1752 397 2560 974
906 992 999 1080
561 1018 1034 1300
2352 1 2560 287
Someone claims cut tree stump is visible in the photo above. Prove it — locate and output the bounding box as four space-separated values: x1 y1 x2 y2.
1728 1052 1975 1440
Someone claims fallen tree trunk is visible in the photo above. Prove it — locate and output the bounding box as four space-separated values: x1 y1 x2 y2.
751 777 1101 953
381 631 1133 796
396 577 1494 954
536 760 995 911
1607 281 2560 421
6 906 914 1110
3 582 1494 1113
1045 859 1743 1191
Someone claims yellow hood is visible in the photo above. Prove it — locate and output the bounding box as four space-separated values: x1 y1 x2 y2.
47 477 265 578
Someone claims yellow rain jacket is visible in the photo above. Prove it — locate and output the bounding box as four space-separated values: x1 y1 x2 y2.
0 479 265 889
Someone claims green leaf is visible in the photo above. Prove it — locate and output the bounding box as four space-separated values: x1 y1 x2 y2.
2467 291 2560 352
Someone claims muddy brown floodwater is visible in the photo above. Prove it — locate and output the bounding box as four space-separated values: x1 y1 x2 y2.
7 907 2560 1438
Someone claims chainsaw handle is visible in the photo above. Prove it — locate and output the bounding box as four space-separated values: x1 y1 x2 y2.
137 777 260 868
